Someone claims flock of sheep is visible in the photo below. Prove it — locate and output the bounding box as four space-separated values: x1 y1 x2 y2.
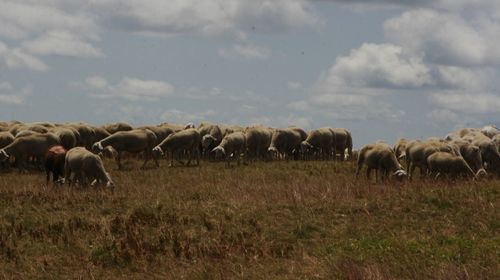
0 120 498 187
360 125 500 182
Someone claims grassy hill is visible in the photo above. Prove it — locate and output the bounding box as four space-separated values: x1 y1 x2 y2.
0 160 498 279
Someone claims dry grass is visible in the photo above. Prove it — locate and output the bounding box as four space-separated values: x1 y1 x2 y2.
0 160 498 279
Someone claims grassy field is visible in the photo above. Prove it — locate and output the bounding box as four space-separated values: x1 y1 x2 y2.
0 159 498 279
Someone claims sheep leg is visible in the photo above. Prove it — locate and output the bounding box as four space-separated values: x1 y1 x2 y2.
186 152 192 166
141 150 151 169
409 164 417 180
195 147 200 166
366 167 372 180
169 151 175 167
116 152 123 170
176 150 186 165
355 160 363 178
46 170 51 185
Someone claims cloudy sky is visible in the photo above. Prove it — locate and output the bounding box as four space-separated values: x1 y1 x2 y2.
1 0 499 146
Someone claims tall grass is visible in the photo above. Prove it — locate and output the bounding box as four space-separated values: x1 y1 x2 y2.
0 160 498 279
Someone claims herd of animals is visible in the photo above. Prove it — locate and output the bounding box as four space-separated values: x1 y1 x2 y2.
0 120 498 188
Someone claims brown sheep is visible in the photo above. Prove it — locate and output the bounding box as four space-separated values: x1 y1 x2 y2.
45 145 67 184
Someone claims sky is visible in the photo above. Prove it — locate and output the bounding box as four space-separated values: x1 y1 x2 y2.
0 0 499 147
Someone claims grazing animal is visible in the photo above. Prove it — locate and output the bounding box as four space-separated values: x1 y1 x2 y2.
152 128 201 167
393 138 408 161
0 133 60 171
356 143 407 182
65 147 113 187
450 139 485 173
92 129 157 169
245 126 273 161
44 145 67 184
301 128 335 160
405 139 458 179
268 127 307 160
427 152 480 179
331 128 352 161
199 124 224 157
212 131 246 167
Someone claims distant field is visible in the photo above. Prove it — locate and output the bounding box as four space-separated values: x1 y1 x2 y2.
0 160 498 279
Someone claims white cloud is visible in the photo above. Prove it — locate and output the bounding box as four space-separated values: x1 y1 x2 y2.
430 92 500 114
219 44 271 59
322 43 432 90
287 100 309 111
80 76 175 101
384 9 500 66
85 76 108 89
0 0 320 71
0 41 47 71
185 87 269 103
287 81 303 90
22 30 103 57
90 0 320 38
427 109 461 126
0 82 32 105
436 66 498 91
0 1 98 40
301 43 432 121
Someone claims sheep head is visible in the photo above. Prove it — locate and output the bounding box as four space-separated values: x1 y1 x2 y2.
202 135 217 150
391 169 408 181
212 146 225 159
300 141 313 153
152 146 164 159
91 142 104 154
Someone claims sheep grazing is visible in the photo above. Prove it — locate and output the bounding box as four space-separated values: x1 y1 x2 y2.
393 138 408 162
152 128 201 167
45 145 66 184
199 124 224 157
427 152 480 179
65 147 114 187
101 146 118 159
268 127 306 160
92 129 157 169
356 143 407 182
331 128 353 161
0 133 60 171
300 128 335 160
245 126 273 161
449 139 485 174
469 135 500 175
404 139 458 179
212 131 246 167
